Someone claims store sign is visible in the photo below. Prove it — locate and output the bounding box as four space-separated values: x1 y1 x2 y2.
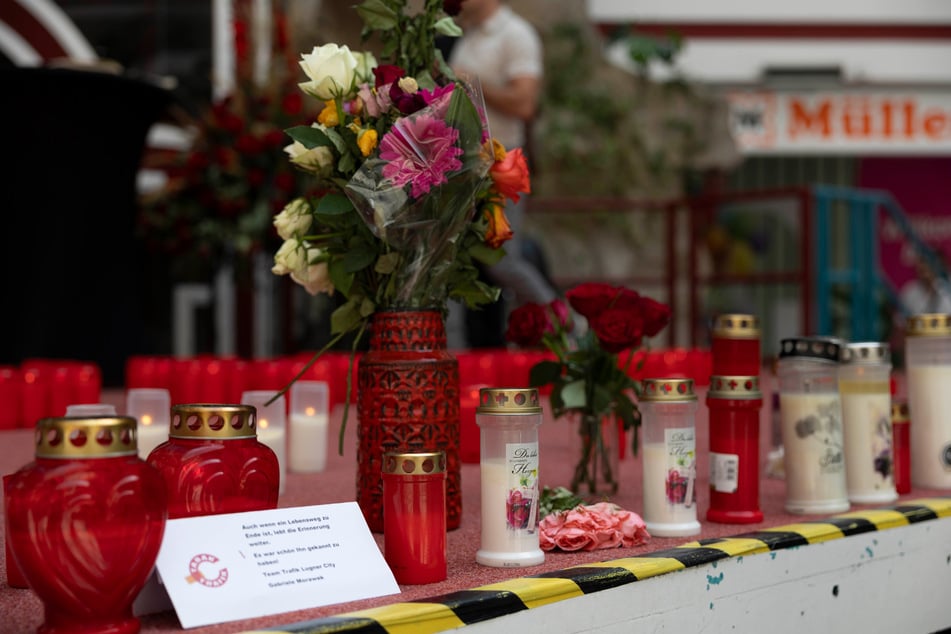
728 90 951 155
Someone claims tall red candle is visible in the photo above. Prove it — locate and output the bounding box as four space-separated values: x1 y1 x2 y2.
382 452 447 585
711 314 761 376
706 375 764 524
891 401 911 495
0 366 20 430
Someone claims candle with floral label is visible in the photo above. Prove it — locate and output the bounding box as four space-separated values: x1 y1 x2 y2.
905 314 951 489
476 388 544 568
640 378 701 537
777 337 849 514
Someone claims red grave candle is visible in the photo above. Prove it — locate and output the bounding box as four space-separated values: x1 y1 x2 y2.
891 401 912 495
706 375 764 524
711 313 761 377
147 403 280 519
382 452 447 585
5 416 167 634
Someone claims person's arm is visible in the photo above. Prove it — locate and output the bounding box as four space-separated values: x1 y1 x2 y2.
479 74 540 122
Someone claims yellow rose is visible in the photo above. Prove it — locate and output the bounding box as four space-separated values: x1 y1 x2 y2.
357 129 378 157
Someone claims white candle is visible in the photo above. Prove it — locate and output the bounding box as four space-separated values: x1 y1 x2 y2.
642 441 701 536
256 420 287 495
289 410 328 473
839 380 896 503
907 365 951 488
780 393 849 513
136 415 168 459
477 459 543 566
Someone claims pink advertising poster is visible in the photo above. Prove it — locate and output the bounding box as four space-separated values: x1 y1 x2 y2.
857 157 951 292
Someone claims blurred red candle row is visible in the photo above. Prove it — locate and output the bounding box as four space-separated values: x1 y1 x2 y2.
0 360 102 429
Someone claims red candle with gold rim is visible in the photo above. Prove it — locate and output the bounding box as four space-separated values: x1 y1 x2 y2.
711 313 761 376
147 403 280 519
383 451 447 584
706 375 764 524
892 401 912 495
5 415 167 634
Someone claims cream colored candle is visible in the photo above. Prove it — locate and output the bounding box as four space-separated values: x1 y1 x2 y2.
255 420 287 495
478 459 542 563
839 380 896 503
289 410 329 473
779 392 849 513
907 365 951 488
136 414 169 459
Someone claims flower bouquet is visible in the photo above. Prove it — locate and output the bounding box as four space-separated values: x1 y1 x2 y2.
269 0 531 440
505 282 671 495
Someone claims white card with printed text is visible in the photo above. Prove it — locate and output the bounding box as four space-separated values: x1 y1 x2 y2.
153 502 399 628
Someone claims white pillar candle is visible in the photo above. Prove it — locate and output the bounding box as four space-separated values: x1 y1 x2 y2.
289 411 328 473
907 365 951 488
125 388 170 459
288 381 330 473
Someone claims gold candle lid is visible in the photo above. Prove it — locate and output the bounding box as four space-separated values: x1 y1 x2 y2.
476 388 542 415
707 375 762 399
382 451 446 475
906 313 951 337
840 341 890 364
712 313 760 339
170 404 257 439
891 401 910 423
35 417 137 459
640 378 697 402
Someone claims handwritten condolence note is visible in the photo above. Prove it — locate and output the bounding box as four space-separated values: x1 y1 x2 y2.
154 503 399 628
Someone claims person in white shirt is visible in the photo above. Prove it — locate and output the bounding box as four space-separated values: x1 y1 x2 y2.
447 0 558 347
899 250 951 316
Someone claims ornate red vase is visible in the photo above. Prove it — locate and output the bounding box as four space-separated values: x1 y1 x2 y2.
357 309 460 532
147 403 279 519
5 416 167 634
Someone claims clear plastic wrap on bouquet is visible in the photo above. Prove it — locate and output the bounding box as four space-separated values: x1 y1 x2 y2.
345 81 492 307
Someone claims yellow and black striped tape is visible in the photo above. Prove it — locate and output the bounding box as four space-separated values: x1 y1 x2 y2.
248 497 951 634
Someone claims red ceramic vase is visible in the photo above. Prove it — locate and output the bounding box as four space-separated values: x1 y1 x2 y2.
147 404 279 519
5 416 167 634
357 309 460 532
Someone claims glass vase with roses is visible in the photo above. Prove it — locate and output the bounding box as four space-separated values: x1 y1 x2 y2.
505 282 671 496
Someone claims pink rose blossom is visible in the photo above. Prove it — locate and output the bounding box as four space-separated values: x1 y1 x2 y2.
379 114 463 199
539 503 650 552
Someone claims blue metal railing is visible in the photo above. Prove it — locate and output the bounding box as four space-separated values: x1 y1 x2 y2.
811 185 947 340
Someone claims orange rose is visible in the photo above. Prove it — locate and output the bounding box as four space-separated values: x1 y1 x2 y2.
482 197 513 249
489 147 531 203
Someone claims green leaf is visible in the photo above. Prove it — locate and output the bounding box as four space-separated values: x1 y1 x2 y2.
434 17 462 38
469 242 505 266
375 252 400 274
330 298 364 334
328 260 354 297
315 193 354 216
286 125 334 149
355 0 399 30
529 360 563 387
342 243 377 273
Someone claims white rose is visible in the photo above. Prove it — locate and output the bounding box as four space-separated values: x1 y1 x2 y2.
272 239 307 276
291 258 335 296
352 51 378 86
298 44 359 100
273 198 312 241
284 140 334 177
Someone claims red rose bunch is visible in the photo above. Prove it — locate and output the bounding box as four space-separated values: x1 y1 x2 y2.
505 283 671 475
539 502 650 552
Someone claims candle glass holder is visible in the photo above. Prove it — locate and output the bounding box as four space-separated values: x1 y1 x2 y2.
777 337 849 514
476 388 544 568
640 378 701 537
905 314 951 489
5 416 166 634
147 404 279 518
126 388 171 459
383 451 447 584
839 342 897 504
288 381 330 473
241 390 288 494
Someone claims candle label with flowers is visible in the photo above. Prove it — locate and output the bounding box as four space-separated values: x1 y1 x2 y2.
503 442 539 530
268 1 532 530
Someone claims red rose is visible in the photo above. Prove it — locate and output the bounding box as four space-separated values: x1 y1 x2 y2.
566 283 639 320
443 0 463 16
505 302 549 347
373 64 405 88
590 306 645 353
548 298 572 331
639 295 671 337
